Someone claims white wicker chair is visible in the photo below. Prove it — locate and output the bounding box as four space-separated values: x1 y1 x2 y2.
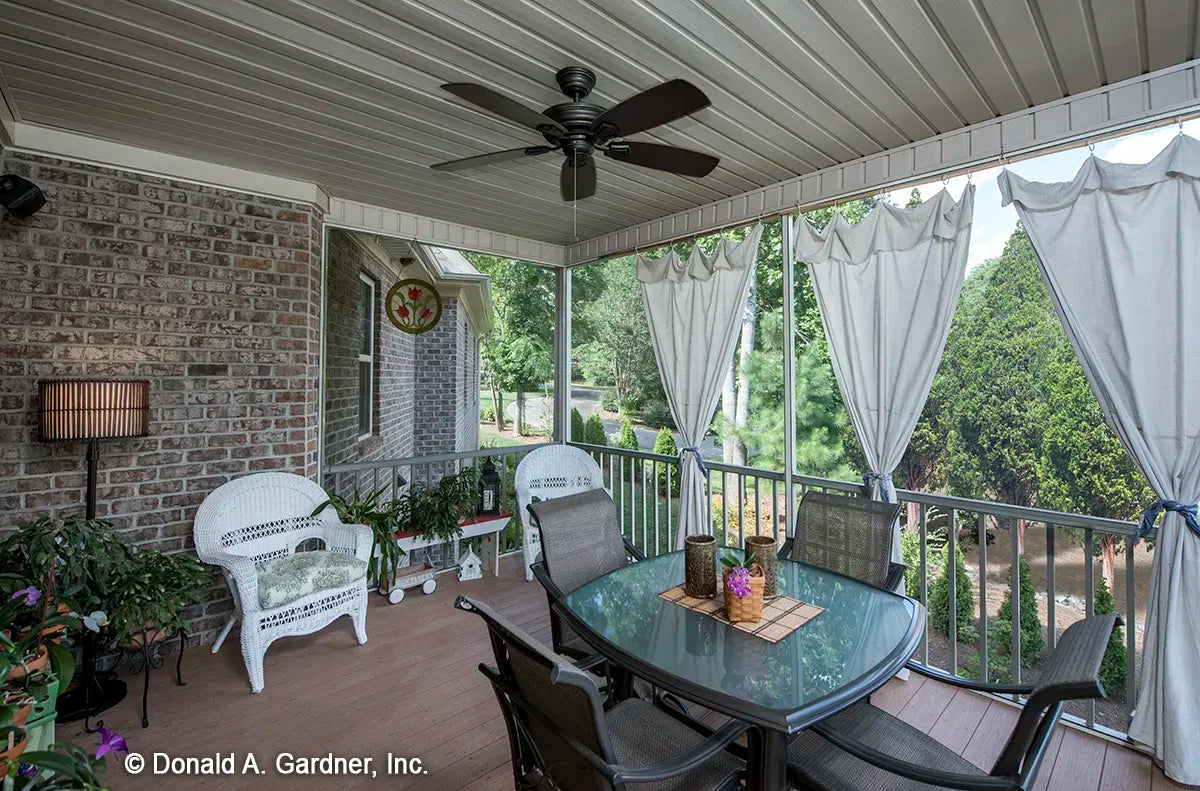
193 472 373 693
515 445 606 582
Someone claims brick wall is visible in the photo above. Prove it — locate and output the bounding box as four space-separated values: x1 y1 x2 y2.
413 299 480 456
0 151 323 644
322 230 414 470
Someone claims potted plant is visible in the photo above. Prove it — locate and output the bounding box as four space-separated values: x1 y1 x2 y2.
720 552 765 623
105 551 210 648
394 467 481 543
313 487 406 592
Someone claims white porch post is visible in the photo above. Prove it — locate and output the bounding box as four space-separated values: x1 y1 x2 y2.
781 217 797 537
553 266 572 443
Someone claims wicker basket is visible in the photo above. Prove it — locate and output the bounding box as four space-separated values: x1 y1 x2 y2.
722 565 765 623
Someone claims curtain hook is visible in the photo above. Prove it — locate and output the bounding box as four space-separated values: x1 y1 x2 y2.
941 173 949 187
1088 139 1095 152
966 169 973 183
1179 116 1185 136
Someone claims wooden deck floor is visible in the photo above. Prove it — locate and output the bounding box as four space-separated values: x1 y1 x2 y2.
66 553 1190 790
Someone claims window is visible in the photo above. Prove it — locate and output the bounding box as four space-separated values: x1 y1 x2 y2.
358 273 375 440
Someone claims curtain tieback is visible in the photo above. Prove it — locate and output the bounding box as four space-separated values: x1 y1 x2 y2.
680 447 708 478
1135 499 1200 545
863 471 893 498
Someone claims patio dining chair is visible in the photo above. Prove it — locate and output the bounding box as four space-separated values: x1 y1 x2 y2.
526 488 644 661
454 595 747 791
781 490 904 590
786 613 1122 791
515 444 607 582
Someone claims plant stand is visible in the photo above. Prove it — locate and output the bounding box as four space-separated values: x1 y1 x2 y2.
57 631 127 733
395 512 512 577
126 628 187 728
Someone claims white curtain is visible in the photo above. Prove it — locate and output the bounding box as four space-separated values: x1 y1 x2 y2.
793 187 974 565
999 135 1200 784
638 225 764 550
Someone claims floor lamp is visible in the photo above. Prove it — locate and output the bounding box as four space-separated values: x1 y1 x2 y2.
38 379 150 726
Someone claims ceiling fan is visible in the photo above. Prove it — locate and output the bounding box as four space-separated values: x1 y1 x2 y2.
430 66 719 201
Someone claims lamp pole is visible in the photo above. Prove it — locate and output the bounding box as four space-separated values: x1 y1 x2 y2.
85 438 99 520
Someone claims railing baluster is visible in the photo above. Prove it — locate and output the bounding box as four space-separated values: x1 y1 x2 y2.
666 463 673 550
641 459 648 555
1047 524 1056 655
771 479 778 542
948 507 958 674
753 475 761 539
1125 535 1136 721
736 472 745 547
1010 517 1021 692
919 503 928 666
707 468 714 538
652 460 660 557
979 512 988 683
1084 528 1095 727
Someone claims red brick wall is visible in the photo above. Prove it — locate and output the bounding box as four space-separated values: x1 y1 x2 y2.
0 151 323 642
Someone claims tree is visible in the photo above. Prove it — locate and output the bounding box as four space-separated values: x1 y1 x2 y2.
470 254 555 435
906 187 923 209
928 543 976 642
653 427 678 492
1094 577 1128 694
576 258 662 412
616 416 639 450
943 227 1061 552
584 413 608 447
988 555 1045 678
570 407 586 443
1037 341 1151 591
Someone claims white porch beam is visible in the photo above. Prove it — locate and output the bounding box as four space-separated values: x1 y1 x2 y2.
0 66 16 147
7 123 329 212
327 198 566 268
553 267 572 442
567 59 1200 265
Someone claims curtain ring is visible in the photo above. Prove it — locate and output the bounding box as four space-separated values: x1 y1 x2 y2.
1088 139 1095 152
941 173 949 186
966 169 973 183
1179 117 1185 135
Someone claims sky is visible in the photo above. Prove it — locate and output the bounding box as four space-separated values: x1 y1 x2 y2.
881 118 1200 271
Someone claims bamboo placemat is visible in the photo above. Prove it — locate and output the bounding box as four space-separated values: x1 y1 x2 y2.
657 585 824 643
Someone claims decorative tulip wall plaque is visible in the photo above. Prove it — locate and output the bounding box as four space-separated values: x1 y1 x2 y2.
385 278 442 334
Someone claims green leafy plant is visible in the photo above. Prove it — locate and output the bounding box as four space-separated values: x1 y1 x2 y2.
616 417 639 450
9 740 115 790
928 542 976 642
570 407 586 442
1094 577 1127 694
985 555 1045 681
0 517 133 615
641 401 674 430
395 468 481 543
105 550 210 646
584 413 608 446
314 487 405 588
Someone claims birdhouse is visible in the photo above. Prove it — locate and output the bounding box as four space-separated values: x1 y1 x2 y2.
458 547 483 582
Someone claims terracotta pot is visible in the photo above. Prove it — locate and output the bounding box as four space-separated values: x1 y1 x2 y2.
722 565 766 623
1 732 28 767
5 644 48 682
17 603 72 644
8 701 34 728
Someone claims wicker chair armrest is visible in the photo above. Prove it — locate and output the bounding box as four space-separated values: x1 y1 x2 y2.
810 721 1016 790
204 551 261 612
623 537 646 562
906 661 1034 696
611 719 748 784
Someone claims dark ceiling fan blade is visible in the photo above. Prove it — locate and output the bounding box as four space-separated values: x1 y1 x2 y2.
591 79 710 139
430 146 553 172
560 155 597 201
605 141 719 177
441 83 566 136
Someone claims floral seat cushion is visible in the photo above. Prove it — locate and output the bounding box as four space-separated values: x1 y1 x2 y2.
257 550 368 610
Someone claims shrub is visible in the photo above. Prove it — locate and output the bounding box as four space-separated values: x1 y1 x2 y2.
899 528 923 600
653 427 678 492
601 389 619 413
616 417 640 450
584 413 608 446
1094 577 1127 694
642 401 674 430
570 407 586 442
928 542 975 642
987 555 1045 680
480 403 496 423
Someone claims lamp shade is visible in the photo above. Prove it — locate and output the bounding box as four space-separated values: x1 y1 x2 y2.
39 380 150 441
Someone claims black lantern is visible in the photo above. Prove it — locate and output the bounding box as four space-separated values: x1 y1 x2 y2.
478 457 502 515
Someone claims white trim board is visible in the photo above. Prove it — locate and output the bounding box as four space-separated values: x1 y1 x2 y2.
566 59 1200 265
4 122 330 212
326 197 565 268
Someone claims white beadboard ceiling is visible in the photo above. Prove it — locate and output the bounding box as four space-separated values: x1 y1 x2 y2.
1 0 1197 247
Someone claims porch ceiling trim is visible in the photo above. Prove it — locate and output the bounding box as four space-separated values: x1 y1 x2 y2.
326 197 565 267
566 59 1200 265
4 122 330 212
0 69 15 146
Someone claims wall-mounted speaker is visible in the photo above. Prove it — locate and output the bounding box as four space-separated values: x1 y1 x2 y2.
0 174 46 219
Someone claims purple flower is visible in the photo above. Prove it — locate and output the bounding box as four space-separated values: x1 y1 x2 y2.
95 727 128 760
17 763 35 778
9 586 40 607
726 567 752 598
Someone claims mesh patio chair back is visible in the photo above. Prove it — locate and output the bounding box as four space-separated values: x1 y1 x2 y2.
455 596 620 791
789 490 900 588
990 612 1121 777
528 488 629 595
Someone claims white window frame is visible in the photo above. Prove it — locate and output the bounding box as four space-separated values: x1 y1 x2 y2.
357 272 375 441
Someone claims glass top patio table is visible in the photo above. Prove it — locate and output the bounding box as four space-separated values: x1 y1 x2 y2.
558 548 924 736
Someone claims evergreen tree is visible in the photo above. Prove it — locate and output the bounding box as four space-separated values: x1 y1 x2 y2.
1093 577 1128 694
616 417 640 450
570 407 586 443
584 413 608 447
928 543 975 641
988 555 1045 678
653 427 679 493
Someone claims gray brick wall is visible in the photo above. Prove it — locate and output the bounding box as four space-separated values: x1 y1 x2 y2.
0 151 323 645
413 299 480 456
322 230 415 470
